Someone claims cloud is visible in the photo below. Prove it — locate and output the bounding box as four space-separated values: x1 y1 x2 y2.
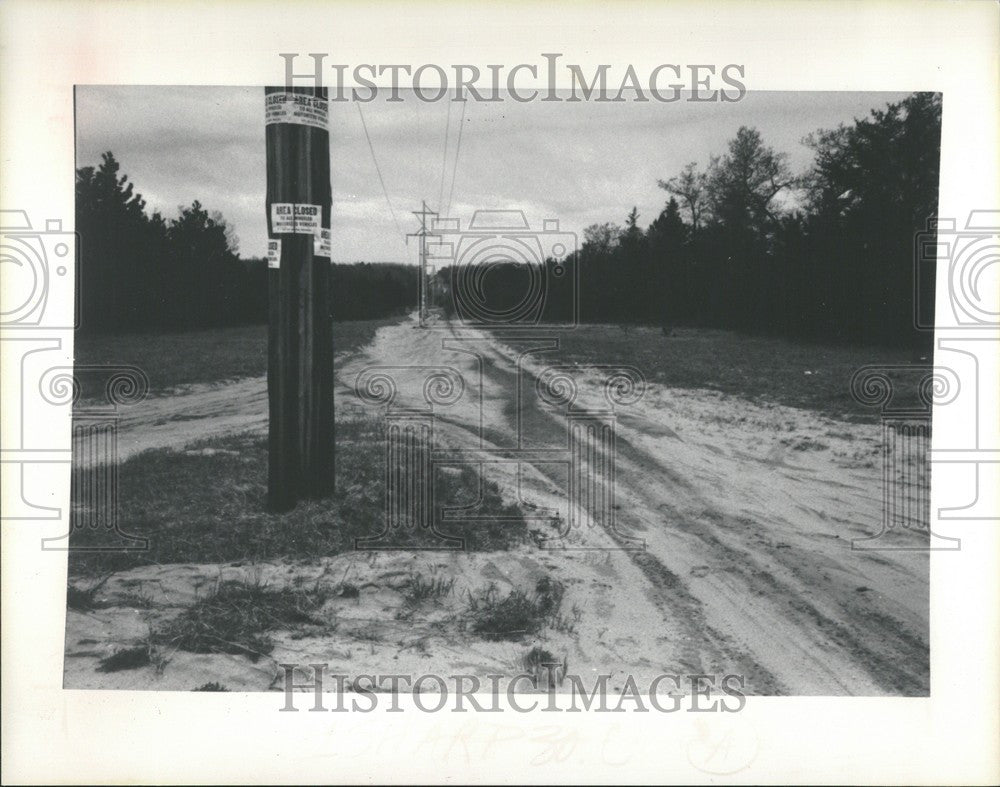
75 87 912 261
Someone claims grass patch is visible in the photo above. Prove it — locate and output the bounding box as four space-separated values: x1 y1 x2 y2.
521 646 569 687
193 682 229 691
66 575 112 611
68 417 528 576
782 436 829 452
542 325 930 423
403 572 457 606
336 582 360 599
153 579 329 662
97 645 152 673
73 318 400 395
522 645 560 670
467 576 565 642
117 588 156 609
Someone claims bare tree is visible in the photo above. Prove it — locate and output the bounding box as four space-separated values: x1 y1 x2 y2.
658 162 708 233
705 127 796 235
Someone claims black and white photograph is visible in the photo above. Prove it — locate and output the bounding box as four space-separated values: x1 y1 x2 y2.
2 1 998 784
61 86 941 697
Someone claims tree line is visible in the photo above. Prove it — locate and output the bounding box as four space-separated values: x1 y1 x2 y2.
80 91 940 348
434 92 940 348
75 151 415 333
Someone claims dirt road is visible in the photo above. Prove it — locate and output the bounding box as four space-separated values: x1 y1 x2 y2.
72 316 929 695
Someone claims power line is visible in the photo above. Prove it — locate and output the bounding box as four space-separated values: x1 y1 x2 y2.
436 98 453 215
407 200 440 325
356 102 405 242
445 98 468 217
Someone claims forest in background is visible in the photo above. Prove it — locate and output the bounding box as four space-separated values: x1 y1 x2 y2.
436 92 940 349
74 155 415 332
77 92 940 348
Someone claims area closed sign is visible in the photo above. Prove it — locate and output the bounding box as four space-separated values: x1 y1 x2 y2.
264 91 328 130
270 203 321 235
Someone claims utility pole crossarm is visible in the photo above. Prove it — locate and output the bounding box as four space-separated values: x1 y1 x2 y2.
407 201 440 326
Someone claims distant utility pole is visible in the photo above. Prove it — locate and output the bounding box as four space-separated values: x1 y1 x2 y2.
408 201 439 325
264 86 334 511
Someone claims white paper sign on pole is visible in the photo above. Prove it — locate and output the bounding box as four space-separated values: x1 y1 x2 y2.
267 239 281 269
270 203 322 235
314 228 331 258
265 92 328 130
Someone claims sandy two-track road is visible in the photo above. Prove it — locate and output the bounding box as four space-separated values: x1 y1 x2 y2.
68 317 929 695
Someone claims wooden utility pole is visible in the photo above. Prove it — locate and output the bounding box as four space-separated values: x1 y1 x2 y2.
265 86 334 511
408 201 439 325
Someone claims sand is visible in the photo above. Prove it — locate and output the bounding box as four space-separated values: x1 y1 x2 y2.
66 316 929 695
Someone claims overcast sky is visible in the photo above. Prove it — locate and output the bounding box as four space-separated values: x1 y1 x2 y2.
75 87 911 263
